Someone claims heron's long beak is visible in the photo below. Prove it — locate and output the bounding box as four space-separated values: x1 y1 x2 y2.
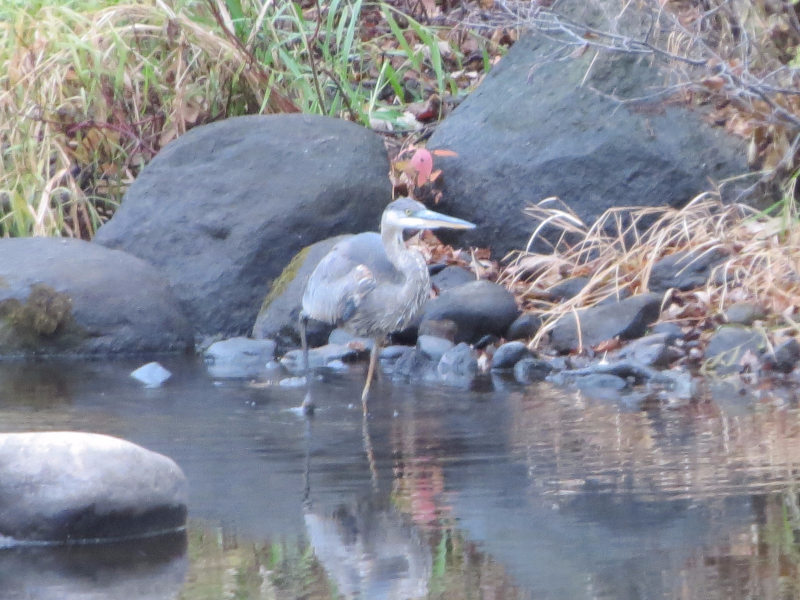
405 209 476 230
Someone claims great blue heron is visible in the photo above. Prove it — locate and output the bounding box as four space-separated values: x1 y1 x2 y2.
300 197 475 401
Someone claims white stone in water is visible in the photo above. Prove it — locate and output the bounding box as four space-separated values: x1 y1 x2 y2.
131 362 172 387
0 432 187 544
279 376 307 388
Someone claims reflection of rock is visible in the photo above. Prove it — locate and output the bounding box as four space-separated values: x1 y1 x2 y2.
0 432 187 543
0 531 187 600
305 498 431 600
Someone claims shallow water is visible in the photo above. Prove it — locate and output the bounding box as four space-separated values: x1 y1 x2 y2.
1 356 800 599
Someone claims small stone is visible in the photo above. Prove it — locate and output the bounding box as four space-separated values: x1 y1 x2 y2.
651 322 684 341
704 326 767 374
547 277 590 300
438 343 479 378
768 338 800 373
724 302 767 326
328 329 374 352
131 362 172 387
418 335 454 361
506 313 542 341
574 373 628 392
491 341 531 370
205 337 277 378
514 357 552 383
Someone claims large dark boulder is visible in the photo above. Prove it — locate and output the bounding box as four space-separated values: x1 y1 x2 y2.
427 5 749 258
94 114 392 337
0 238 193 356
0 432 187 543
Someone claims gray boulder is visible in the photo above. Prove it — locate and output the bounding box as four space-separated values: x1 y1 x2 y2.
491 341 531 370
0 432 187 543
0 238 192 356
550 293 664 353
427 7 748 258
94 114 391 337
420 281 519 344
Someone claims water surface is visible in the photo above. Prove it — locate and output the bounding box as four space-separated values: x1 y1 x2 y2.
1 357 798 599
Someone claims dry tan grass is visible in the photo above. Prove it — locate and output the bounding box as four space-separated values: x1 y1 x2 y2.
501 192 800 346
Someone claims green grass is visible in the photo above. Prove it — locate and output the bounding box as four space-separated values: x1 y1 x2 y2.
0 0 496 238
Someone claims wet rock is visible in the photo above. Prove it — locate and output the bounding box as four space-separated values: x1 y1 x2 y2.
438 343 479 385
281 343 358 373
618 333 682 367
328 329 374 353
379 345 410 361
252 236 349 353
425 3 748 258
131 362 172 387
709 377 757 416
506 313 542 341
0 432 187 543
765 338 800 374
438 343 478 376
546 277 590 301
391 348 438 382
704 326 768 374
491 341 531 370
431 266 475 291
550 293 664 353
574 373 628 392
724 302 767 326
204 337 277 379
419 281 519 344
513 357 552 384
649 248 727 293
94 114 391 337
596 288 632 306
0 238 192 357
417 335 454 361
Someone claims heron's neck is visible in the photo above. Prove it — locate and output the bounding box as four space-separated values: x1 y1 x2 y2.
381 223 428 286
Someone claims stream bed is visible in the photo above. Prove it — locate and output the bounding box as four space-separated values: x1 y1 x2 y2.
0 356 798 599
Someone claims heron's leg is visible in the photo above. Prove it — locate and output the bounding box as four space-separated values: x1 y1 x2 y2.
299 314 310 376
361 340 380 402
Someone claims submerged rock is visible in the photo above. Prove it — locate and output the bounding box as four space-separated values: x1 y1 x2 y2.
94 114 391 337
204 337 277 379
130 362 172 387
0 238 192 357
0 432 187 543
514 357 552 384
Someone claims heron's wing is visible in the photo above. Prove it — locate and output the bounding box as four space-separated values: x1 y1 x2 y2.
302 233 394 325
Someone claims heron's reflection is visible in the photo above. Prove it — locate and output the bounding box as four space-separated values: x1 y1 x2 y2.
301 403 432 600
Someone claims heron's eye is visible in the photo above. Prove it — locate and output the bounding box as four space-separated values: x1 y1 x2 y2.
405 209 412 216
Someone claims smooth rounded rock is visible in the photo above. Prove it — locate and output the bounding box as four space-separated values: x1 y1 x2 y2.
0 432 187 544
418 335 454 361
0 238 193 357
506 313 542 341
491 341 531 370
514 357 552 384
204 337 277 378
95 114 392 337
420 281 519 344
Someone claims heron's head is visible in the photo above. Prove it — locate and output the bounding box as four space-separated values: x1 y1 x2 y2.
383 197 475 231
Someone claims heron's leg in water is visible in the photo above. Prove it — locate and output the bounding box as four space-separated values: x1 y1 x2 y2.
361 340 381 402
299 314 309 375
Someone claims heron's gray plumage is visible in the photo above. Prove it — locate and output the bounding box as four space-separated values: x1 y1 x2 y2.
299 197 475 400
